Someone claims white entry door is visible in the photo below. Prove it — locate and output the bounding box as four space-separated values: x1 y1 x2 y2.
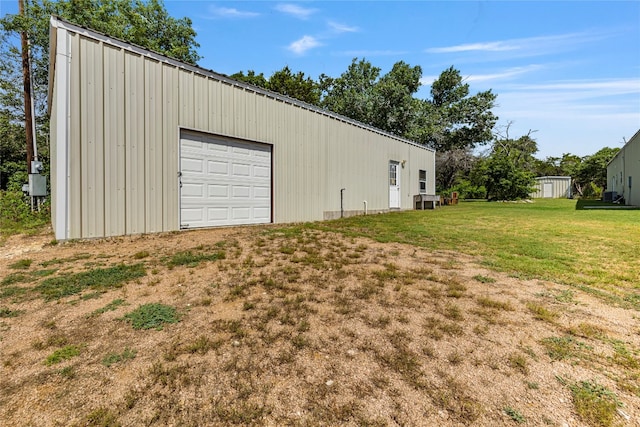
179 130 272 228
543 183 553 198
389 161 400 208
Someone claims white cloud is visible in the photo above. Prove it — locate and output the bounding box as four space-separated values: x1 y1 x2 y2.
328 21 359 34
207 6 259 18
464 65 544 83
288 35 322 55
276 3 318 19
425 31 613 58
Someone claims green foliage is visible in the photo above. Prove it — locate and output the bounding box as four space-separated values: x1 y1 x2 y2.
90 299 127 317
503 407 526 423
35 263 145 300
0 0 201 191
102 347 137 367
123 303 179 330
0 190 50 235
267 66 320 105
166 250 225 268
44 344 80 365
569 381 620 427
0 307 23 318
9 259 32 270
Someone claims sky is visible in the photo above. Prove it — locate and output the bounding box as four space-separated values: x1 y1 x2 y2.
1 1 639 159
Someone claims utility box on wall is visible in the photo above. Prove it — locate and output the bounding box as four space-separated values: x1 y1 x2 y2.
28 173 47 197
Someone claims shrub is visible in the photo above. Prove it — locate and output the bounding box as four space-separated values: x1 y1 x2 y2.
123 303 179 330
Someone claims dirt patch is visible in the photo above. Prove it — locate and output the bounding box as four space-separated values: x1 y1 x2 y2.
0 225 638 426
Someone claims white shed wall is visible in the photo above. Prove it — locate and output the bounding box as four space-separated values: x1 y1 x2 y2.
49 18 435 240
530 177 572 199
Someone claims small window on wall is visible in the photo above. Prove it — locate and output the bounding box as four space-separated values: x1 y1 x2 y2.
419 170 427 194
629 176 632 188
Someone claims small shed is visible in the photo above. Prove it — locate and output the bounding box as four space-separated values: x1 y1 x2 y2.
530 176 572 199
48 17 436 240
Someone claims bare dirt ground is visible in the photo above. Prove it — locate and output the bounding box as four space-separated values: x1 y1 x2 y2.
0 225 638 427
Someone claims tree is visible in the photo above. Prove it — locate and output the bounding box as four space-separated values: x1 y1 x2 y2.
267 66 320 105
476 129 538 200
319 58 381 125
0 0 200 189
414 67 498 152
435 147 477 192
573 147 619 198
229 70 268 89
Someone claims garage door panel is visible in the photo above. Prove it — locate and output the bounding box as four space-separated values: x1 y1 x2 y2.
232 163 251 177
180 132 271 228
254 186 270 199
207 184 228 198
232 185 251 198
182 157 204 173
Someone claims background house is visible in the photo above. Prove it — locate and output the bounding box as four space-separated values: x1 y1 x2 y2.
606 129 640 205
530 176 572 199
48 17 435 240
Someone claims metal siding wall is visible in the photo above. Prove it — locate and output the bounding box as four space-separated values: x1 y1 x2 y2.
80 37 105 238
103 44 125 236
144 58 163 232
162 64 179 230
194 74 209 130
124 51 145 234
59 21 434 238
68 33 81 238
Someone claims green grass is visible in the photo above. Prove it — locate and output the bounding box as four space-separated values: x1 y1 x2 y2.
317 199 640 309
569 380 621 427
165 250 226 268
44 345 81 366
34 264 146 300
123 303 180 330
89 299 127 317
102 347 137 367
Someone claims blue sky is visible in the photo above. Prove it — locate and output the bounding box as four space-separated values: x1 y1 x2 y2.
2 1 639 158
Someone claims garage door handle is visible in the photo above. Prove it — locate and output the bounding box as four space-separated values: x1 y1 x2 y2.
178 171 182 188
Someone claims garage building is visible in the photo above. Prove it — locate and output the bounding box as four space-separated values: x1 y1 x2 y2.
48 17 435 240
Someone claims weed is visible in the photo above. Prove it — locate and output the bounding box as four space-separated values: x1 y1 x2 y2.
541 336 592 361
473 274 496 284
89 299 127 317
504 407 526 423
9 259 32 270
133 250 150 259
526 302 559 323
526 381 539 389
1 273 29 286
446 280 467 298
81 408 120 427
58 365 76 379
0 286 28 300
166 250 225 268
555 289 576 303
443 302 464 321
102 348 137 367
611 341 639 369
447 351 463 365
0 307 23 318
123 303 179 330
568 322 607 339
569 380 620 427
35 264 146 300
508 353 529 375
45 345 80 365
185 335 220 355
279 245 295 255
477 297 514 311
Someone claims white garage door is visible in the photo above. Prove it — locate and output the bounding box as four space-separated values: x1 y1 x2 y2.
179 131 272 228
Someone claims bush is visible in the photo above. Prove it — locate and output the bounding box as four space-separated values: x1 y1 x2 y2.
0 190 50 234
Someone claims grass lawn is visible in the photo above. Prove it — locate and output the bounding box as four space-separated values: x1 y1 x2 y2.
317 199 640 309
